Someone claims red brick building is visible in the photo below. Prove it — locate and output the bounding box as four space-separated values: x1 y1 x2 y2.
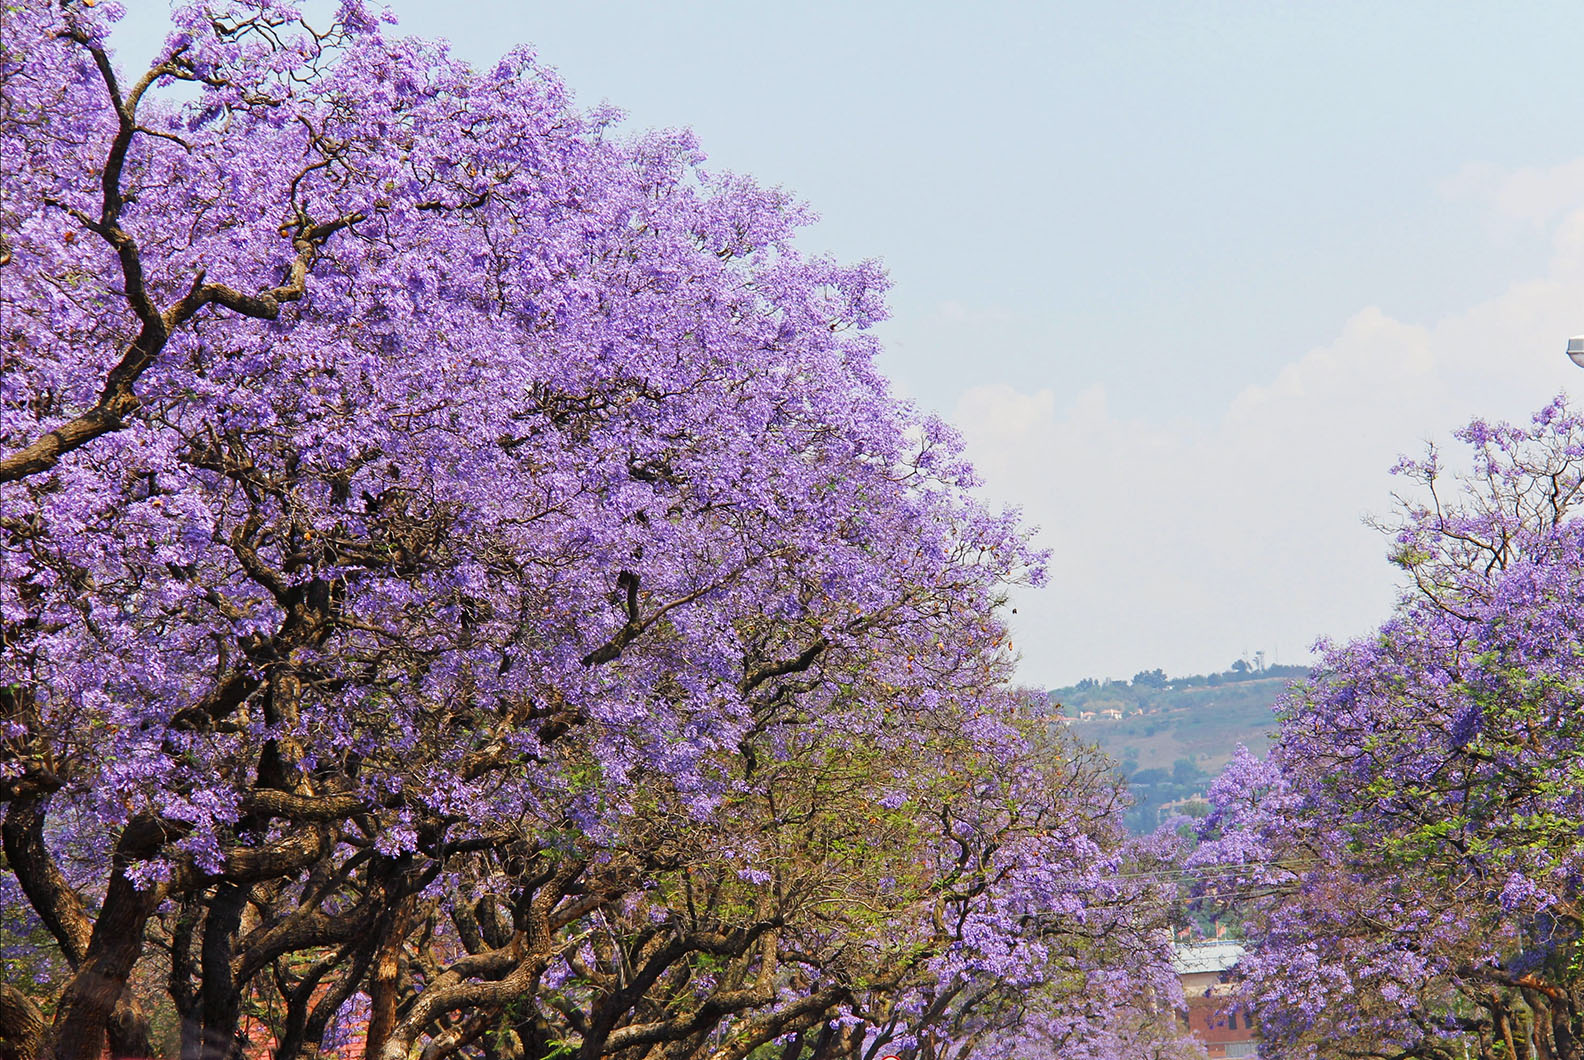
1173 942 1259 1058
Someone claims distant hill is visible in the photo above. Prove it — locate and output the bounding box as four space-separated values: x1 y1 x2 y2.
1045 665 1307 833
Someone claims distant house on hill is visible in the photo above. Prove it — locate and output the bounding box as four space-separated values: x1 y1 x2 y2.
1172 942 1259 1057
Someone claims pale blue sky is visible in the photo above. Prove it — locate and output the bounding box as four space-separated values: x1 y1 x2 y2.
111 3 1584 685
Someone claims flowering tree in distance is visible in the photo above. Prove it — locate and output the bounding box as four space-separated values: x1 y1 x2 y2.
0 5 1192 1060
1194 398 1584 1059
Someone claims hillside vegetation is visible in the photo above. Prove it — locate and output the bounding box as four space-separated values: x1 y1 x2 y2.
1048 666 1304 832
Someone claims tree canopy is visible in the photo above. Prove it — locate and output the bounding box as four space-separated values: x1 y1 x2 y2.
1192 398 1584 1060
0 5 1193 1060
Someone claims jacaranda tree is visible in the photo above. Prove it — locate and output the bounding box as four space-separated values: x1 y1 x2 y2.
0 5 1190 1060
1193 397 1584 1060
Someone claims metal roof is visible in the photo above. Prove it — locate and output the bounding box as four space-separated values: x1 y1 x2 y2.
1171 941 1245 975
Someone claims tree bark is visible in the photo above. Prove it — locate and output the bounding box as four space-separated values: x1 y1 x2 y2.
197 882 249 1060
2 796 92 965
47 818 169 1060
362 895 419 1060
0 985 44 1060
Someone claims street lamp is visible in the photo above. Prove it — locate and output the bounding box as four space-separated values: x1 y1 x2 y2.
1570 336 1584 368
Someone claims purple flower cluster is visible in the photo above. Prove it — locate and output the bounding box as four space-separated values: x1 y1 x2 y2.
1193 397 1584 1059
0 5 1187 1060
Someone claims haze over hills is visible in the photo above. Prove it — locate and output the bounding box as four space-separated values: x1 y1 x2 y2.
1047 663 1308 833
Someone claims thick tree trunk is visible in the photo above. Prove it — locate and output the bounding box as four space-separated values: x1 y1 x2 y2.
0 984 45 1060
171 895 204 1060
49 907 160 1060
4 793 155 1060
197 882 250 1060
48 818 169 1060
362 898 416 1060
105 996 153 1060
2 797 91 965
1547 992 1584 1060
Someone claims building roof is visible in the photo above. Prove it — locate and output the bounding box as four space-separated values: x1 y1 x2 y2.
1171 941 1245 975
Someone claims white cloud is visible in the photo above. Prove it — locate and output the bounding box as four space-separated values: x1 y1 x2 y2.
957 166 1584 688
1442 158 1584 228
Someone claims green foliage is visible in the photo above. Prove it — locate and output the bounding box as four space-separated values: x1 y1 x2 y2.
1045 672 1295 832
